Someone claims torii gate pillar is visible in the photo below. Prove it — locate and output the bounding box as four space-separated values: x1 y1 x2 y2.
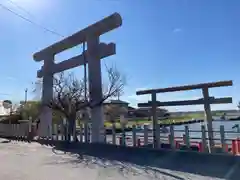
87 36 105 142
33 13 122 142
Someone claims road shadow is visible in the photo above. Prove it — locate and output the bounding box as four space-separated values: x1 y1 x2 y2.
43 141 240 180
2 138 240 179
50 145 185 179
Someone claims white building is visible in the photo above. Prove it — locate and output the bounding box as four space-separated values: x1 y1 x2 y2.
0 100 11 116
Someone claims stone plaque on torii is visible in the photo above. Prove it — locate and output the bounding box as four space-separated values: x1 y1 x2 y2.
33 13 122 142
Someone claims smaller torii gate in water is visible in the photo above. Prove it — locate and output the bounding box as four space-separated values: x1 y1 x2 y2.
33 13 122 143
137 80 233 153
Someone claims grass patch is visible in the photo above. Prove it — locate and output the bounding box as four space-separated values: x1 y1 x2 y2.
77 113 204 128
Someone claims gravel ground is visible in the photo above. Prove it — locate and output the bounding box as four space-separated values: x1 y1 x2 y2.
0 138 238 180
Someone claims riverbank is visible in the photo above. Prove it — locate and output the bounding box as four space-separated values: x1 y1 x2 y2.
104 113 204 128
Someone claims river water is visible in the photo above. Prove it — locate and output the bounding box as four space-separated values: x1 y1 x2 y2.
174 120 240 141
125 120 240 145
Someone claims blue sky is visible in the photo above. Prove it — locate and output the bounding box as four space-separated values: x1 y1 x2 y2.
0 0 239 111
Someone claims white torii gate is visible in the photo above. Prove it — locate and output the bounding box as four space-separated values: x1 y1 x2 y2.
33 13 122 143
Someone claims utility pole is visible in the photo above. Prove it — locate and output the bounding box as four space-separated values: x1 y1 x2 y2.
24 88 28 104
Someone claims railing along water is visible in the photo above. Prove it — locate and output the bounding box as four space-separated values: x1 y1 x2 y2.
0 121 240 155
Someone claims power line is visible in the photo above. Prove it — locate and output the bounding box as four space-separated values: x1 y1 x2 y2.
6 0 36 19
0 93 11 96
0 2 64 38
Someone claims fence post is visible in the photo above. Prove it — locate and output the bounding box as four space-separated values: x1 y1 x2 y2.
79 124 83 142
220 125 226 153
169 125 175 149
73 120 77 142
201 125 207 152
53 124 57 140
112 123 116 145
29 116 32 133
18 124 21 139
84 122 88 143
12 124 15 138
12 124 15 137
143 124 148 146
5 124 8 137
103 126 107 143
16 124 19 139
8 124 11 137
9 124 12 137
132 124 137 147
13 124 15 137
59 123 63 140
184 126 190 148
22 124 25 139
88 124 91 143
156 124 161 148
48 123 52 140
121 123 126 146
56 124 60 141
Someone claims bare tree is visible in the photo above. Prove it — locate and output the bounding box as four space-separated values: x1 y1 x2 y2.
238 101 240 111
33 65 126 140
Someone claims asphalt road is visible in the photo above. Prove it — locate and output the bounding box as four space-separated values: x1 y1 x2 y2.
0 138 239 180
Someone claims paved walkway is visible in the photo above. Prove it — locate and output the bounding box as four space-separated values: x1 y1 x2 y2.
0 139 238 180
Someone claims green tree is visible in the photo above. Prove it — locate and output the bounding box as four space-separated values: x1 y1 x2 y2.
17 101 41 120
17 101 63 124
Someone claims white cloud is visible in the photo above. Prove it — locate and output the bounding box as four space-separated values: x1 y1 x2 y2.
6 76 16 81
173 28 182 33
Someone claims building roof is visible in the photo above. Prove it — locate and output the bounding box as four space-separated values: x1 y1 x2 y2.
104 99 129 105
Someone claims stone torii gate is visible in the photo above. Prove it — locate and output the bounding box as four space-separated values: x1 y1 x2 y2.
33 13 122 143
